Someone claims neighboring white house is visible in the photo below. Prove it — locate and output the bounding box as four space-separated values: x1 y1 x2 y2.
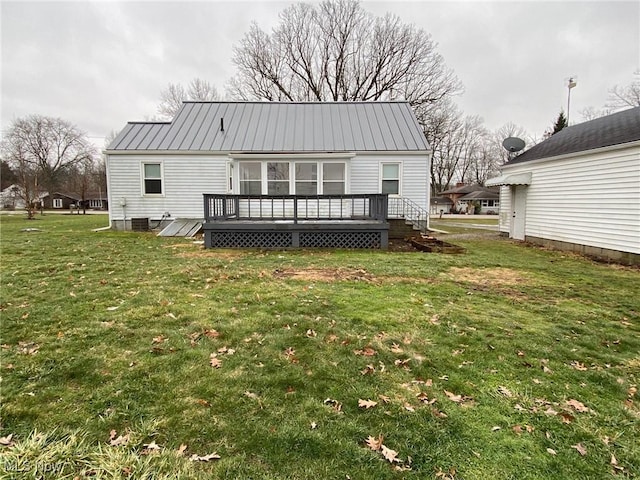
487 106 640 265
105 101 431 244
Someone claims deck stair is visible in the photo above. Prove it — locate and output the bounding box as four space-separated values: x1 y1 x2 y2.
388 197 429 234
158 218 203 237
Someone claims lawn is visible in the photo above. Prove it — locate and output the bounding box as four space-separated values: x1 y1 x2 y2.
1 213 638 479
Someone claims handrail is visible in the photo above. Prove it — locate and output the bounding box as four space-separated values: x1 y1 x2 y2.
387 197 429 234
204 193 388 223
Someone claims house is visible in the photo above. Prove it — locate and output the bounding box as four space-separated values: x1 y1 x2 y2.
438 183 498 213
429 196 453 215
0 184 47 210
486 106 640 265
41 192 108 210
457 189 500 214
105 101 431 248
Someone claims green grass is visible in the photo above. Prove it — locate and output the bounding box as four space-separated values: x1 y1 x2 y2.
1 213 638 479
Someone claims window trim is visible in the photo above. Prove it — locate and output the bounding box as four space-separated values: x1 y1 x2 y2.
380 162 402 196
141 161 164 196
53 198 63 208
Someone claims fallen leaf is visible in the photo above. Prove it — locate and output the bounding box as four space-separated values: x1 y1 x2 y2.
378 394 391 404
176 444 188 456
498 386 513 397
209 354 222 368
189 452 221 462
0 434 14 447
142 440 161 454
404 403 415 412
244 391 259 400
565 399 590 413
491 426 501 432
358 399 378 409
310 422 317 430
546 448 557 455
570 361 588 371
444 390 462 403
204 329 220 338
558 412 575 424
354 347 377 356
381 444 400 463
429 314 440 325
571 443 587 456
306 329 317 338
361 364 375 375
106 306 119 311
365 435 383 451
324 398 342 412
152 335 166 344
512 425 523 435
390 343 403 354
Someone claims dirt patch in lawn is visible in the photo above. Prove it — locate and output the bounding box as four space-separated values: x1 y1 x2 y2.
273 267 376 282
443 267 534 301
444 267 530 286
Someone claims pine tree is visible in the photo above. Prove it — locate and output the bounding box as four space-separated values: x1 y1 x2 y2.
552 111 568 134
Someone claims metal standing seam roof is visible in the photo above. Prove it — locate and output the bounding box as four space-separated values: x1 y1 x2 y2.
108 101 430 152
506 106 640 165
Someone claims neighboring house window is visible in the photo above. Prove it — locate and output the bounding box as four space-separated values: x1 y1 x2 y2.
53 198 63 208
295 163 318 194
322 163 345 194
381 163 401 195
267 162 290 195
481 200 499 207
143 163 163 195
239 162 261 195
89 199 102 208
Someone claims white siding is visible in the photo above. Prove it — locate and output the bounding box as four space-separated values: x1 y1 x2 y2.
107 151 430 225
107 154 227 221
350 153 430 210
498 145 640 254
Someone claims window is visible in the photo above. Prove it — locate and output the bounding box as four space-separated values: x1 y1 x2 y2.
53 198 63 208
267 162 289 195
322 163 345 194
481 200 499 207
89 199 102 209
295 163 318 194
239 162 261 195
143 163 163 195
381 163 400 195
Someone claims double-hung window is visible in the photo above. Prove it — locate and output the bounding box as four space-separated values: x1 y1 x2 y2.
267 162 290 195
143 163 163 195
295 163 318 194
381 163 401 195
53 198 63 208
322 163 345 194
239 162 262 195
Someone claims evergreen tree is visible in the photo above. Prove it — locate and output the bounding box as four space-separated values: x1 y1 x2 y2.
552 111 568 134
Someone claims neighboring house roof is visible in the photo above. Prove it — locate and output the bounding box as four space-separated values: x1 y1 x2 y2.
438 184 487 195
430 196 453 204
48 192 81 201
506 106 640 165
107 101 430 153
458 190 499 201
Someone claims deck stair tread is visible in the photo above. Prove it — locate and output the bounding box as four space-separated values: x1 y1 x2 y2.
158 218 203 237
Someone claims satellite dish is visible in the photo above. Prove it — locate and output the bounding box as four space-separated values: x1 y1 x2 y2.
502 137 526 153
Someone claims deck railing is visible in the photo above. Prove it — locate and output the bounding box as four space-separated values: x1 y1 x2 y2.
204 193 388 223
387 196 429 233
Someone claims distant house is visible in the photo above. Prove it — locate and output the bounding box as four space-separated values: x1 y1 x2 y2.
0 184 47 210
487 107 640 265
42 192 108 210
105 101 432 248
438 183 499 214
430 196 453 215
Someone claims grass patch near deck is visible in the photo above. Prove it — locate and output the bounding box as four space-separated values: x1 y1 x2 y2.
1 214 638 479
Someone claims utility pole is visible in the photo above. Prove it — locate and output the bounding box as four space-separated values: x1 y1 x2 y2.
567 77 577 124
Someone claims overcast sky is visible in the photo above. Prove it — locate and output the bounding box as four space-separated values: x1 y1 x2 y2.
2 0 638 151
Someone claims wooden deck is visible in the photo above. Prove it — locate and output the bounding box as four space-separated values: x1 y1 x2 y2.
202 194 389 249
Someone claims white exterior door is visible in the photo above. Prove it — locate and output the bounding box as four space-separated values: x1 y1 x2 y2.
510 185 527 240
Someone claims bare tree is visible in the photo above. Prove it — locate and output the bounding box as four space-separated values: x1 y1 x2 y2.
578 106 614 122
605 71 640 110
228 0 461 106
0 115 96 217
157 78 220 119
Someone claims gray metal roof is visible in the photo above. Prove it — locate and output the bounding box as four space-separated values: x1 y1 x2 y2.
507 106 640 165
108 101 429 152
